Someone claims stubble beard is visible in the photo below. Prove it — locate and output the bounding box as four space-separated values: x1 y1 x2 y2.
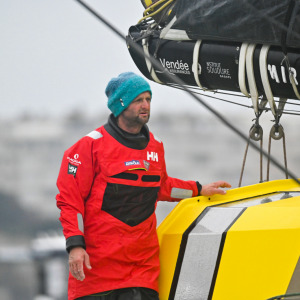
132 112 150 127
118 108 151 134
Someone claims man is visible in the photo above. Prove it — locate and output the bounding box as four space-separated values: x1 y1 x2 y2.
56 72 231 300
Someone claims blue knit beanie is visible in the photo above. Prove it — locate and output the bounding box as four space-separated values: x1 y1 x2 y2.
105 72 152 117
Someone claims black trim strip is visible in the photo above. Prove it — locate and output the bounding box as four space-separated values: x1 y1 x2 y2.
141 175 161 182
111 173 138 181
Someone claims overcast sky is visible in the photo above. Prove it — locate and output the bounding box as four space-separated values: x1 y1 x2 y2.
2 0 298 123
1 0 232 120
1 1 300 185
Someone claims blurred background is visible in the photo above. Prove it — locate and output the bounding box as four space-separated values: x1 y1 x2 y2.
1 1 300 299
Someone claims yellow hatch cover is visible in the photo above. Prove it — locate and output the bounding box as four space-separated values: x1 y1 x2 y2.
157 179 300 300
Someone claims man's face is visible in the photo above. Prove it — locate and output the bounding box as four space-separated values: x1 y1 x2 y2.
118 91 151 131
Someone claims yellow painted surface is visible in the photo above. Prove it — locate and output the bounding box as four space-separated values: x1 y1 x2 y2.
144 0 153 7
157 179 300 300
213 203 300 300
157 198 208 299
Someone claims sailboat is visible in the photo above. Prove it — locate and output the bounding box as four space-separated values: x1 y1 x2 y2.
125 1 300 299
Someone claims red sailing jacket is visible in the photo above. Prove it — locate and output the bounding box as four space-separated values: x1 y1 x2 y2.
56 117 199 299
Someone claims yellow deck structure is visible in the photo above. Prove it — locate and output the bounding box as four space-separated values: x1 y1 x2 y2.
157 179 300 300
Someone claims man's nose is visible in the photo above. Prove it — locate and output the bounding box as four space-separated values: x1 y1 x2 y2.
141 99 150 108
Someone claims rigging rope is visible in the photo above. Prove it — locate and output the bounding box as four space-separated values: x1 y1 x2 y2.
73 0 300 186
267 124 289 181
167 84 300 115
138 0 174 23
238 124 264 187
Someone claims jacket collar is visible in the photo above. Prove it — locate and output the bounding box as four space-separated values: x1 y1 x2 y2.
104 114 150 150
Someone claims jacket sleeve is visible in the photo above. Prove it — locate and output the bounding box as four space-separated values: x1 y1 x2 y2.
56 136 97 252
157 145 200 202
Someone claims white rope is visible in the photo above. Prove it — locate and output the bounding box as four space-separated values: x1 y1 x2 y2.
238 43 250 97
281 55 300 100
246 44 259 114
142 38 163 84
289 69 300 100
160 16 177 39
259 44 277 116
160 16 190 40
192 40 206 90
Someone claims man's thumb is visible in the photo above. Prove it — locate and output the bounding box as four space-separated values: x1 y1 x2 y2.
84 252 92 269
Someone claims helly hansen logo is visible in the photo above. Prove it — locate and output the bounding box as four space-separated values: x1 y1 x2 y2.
147 151 158 162
68 163 78 177
125 160 140 166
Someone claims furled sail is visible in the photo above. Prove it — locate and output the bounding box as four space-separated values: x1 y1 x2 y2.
127 0 300 102
161 0 300 48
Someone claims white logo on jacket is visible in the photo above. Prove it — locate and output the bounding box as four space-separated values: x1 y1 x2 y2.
67 154 81 165
147 151 158 162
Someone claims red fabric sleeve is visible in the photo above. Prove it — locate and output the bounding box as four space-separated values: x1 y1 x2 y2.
56 136 97 240
157 145 199 202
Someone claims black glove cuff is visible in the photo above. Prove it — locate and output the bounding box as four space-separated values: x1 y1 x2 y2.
196 181 202 196
66 235 86 253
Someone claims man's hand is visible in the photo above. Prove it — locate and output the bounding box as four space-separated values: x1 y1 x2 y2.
201 181 231 196
69 247 92 281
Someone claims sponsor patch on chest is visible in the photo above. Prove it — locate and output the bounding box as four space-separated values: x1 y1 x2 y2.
124 160 141 167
